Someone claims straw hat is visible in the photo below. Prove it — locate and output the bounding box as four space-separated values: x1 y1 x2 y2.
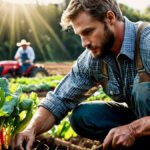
16 39 31 47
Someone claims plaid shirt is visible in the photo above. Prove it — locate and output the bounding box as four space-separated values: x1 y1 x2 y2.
39 17 150 123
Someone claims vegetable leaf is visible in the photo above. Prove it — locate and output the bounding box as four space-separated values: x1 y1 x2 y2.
0 88 5 108
0 78 10 96
0 95 18 117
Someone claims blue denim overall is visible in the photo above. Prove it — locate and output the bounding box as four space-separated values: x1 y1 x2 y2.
131 73 150 118
20 52 30 73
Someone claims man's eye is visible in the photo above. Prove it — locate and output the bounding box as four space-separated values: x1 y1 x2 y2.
83 29 92 36
85 30 91 35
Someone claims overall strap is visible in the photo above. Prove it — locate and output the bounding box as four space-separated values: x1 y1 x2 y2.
101 60 108 91
101 22 150 89
135 22 150 82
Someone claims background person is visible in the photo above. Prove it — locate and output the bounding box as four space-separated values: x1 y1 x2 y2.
11 0 150 150
14 39 35 74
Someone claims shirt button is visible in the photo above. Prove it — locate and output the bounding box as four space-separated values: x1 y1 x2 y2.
110 90 113 95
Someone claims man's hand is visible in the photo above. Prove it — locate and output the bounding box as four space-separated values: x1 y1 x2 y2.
10 107 56 150
11 128 35 150
103 124 136 150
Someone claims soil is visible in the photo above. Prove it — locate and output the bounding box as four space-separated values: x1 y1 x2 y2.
3 135 102 150
41 62 73 76
32 135 102 150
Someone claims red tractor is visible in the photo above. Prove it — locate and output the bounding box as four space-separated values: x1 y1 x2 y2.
0 60 49 78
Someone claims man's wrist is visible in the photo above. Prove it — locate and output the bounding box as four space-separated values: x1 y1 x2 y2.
129 124 138 139
24 124 36 135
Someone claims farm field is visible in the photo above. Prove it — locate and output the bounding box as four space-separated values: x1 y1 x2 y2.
1 62 106 150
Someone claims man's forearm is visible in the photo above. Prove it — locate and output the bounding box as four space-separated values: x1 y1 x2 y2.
130 116 150 138
25 107 56 136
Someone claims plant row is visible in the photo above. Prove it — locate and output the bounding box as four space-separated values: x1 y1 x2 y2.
9 76 63 93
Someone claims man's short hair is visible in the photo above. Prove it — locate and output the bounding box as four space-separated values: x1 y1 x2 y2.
60 0 123 30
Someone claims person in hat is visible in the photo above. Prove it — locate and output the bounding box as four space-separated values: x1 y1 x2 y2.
14 39 35 74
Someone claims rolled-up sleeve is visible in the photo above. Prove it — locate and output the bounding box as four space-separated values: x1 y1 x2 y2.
38 51 99 123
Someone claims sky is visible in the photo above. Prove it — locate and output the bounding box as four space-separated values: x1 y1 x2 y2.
118 0 150 11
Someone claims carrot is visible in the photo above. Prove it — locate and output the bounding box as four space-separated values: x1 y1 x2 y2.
0 128 4 146
0 128 3 144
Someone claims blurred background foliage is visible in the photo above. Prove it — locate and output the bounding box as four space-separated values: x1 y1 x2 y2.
0 0 149 62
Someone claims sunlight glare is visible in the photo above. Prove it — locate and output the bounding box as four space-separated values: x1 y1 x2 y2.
5 0 35 4
118 0 150 11
4 0 64 4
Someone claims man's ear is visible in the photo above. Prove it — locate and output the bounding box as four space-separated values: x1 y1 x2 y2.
105 11 116 26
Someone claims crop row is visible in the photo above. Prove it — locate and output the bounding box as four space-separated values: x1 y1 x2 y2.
9 76 63 93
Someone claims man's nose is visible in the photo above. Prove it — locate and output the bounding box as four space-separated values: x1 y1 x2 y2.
81 37 90 49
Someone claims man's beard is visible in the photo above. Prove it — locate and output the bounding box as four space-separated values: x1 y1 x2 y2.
100 23 115 58
89 23 115 58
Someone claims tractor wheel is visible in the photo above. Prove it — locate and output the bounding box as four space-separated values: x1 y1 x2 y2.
29 67 49 77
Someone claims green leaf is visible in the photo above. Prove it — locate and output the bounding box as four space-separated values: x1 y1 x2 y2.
29 92 37 101
0 88 5 108
13 108 33 134
60 122 70 138
64 126 77 140
13 85 22 97
56 120 67 137
0 78 10 96
0 95 18 117
29 92 39 106
11 107 20 117
19 99 33 110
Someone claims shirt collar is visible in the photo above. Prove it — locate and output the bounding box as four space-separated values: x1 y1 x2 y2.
119 17 136 60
